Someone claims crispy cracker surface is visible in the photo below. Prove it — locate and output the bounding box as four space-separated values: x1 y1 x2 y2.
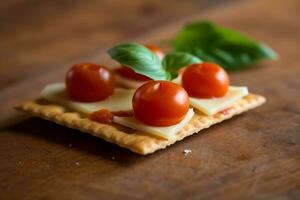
16 94 265 155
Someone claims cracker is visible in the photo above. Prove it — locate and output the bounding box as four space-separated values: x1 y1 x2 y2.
16 94 265 155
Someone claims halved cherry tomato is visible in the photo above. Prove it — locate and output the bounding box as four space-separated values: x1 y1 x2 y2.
182 62 229 98
89 109 133 124
132 81 189 126
89 109 114 124
114 44 164 81
66 63 114 102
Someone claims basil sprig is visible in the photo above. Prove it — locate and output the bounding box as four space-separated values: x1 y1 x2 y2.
108 43 201 80
108 43 170 80
172 21 278 70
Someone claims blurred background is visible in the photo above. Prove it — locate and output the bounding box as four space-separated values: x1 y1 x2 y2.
0 0 243 89
1 1 300 200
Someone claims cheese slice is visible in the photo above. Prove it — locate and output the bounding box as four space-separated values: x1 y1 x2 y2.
172 75 249 115
189 86 249 115
115 74 146 89
172 75 181 85
41 83 135 114
113 108 194 139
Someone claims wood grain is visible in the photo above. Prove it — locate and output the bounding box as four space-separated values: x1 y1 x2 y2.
1 0 300 199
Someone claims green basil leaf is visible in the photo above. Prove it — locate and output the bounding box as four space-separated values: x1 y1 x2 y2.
108 43 171 80
172 21 278 70
162 52 202 78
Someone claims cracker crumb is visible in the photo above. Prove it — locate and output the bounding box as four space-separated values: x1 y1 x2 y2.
18 161 22 165
183 149 192 155
111 156 115 160
75 161 80 166
68 143 73 148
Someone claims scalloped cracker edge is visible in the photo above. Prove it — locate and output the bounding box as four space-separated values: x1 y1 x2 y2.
16 94 265 155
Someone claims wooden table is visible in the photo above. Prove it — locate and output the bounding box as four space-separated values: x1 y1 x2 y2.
1 0 299 199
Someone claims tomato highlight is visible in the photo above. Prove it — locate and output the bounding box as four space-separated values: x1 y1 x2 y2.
132 81 189 127
182 62 229 98
66 63 115 102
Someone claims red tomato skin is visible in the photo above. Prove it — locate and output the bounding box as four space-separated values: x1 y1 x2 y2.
66 63 115 102
182 62 229 98
132 81 189 127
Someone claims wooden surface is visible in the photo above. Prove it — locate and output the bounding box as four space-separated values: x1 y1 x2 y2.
1 0 300 199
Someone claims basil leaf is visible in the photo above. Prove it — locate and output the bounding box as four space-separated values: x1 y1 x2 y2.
108 43 171 80
162 52 202 78
172 21 278 70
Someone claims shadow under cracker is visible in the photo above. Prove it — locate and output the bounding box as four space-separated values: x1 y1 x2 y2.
4 117 160 165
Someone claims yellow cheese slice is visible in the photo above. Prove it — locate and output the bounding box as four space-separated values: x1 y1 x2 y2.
172 75 249 115
189 86 249 115
41 83 135 114
113 108 194 139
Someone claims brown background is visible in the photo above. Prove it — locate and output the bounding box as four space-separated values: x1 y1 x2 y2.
0 0 242 89
1 0 300 199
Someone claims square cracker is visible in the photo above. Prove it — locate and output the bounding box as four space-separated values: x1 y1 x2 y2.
16 94 265 155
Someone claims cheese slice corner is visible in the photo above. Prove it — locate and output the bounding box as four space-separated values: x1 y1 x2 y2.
113 108 194 139
189 86 249 115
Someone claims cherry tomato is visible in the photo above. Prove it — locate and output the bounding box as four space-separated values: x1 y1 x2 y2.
114 44 164 81
66 63 114 102
182 62 229 98
132 81 189 126
114 66 151 81
143 44 165 60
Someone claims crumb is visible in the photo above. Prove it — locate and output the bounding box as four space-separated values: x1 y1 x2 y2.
68 143 73 148
46 164 50 168
183 149 192 155
111 156 115 160
18 161 22 165
75 162 80 166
